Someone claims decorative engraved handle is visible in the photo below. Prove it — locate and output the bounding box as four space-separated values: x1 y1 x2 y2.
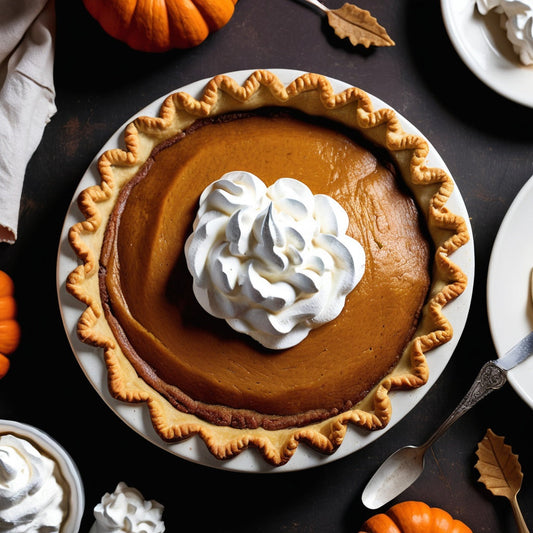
423 361 507 450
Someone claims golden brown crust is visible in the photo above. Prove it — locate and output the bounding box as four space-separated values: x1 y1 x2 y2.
66 70 469 466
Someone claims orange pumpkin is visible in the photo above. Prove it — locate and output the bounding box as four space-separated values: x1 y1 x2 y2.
83 0 239 52
359 501 472 533
0 270 20 378
0 354 9 379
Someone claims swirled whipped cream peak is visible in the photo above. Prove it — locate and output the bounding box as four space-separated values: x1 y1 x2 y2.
0 433 67 532
90 482 165 533
185 171 366 350
476 0 533 65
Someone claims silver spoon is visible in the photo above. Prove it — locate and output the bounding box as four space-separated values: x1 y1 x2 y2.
362 329 533 510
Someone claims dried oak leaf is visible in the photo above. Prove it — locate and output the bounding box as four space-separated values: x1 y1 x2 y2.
475 428 523 499
326 3 395 48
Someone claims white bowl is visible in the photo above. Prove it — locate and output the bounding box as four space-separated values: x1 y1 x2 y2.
0 419 84 533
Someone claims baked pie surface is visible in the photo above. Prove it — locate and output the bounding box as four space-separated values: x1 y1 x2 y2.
66 70 469 466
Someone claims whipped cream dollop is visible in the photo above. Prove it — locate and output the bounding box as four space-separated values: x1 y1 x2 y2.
0 433 67 532
90 482 165 533
476 0 533 65
185 171 366 350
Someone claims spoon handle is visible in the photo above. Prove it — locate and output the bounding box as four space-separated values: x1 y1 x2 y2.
298 0 329 13
424 361 507 449
511 494 530 533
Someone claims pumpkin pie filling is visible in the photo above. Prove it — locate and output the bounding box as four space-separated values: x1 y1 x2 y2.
66 71 470 464
99 109 431 430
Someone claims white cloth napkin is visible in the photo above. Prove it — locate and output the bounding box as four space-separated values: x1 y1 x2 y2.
0 0 56 244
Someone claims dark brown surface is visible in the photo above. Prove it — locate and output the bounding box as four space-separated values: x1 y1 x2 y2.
1 1 532 531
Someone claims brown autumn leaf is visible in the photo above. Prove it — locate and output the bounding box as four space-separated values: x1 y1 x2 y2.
326 3 395 48
475 428 523 499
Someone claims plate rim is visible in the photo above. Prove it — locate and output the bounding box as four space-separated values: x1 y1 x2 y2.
56 68 475 473
487 173 533 409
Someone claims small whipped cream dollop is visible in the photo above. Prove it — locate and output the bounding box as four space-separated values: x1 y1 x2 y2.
185 171 366 350
476 0 533 65
90 482 165 533
0 433 67 532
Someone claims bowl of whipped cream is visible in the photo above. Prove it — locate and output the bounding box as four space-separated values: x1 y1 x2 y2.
441 0 533 107
0 419 84 533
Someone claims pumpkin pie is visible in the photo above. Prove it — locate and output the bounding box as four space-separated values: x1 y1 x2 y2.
66 70 469 466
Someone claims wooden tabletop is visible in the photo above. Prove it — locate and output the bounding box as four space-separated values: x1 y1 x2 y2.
1 1 532 531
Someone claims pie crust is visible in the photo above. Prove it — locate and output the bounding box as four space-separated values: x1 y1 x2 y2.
66 70 469 466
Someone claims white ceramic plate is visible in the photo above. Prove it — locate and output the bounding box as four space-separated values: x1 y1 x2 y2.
56 69 475 473
441 0 533 108
487 174 533 409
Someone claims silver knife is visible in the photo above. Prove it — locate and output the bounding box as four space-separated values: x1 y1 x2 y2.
495 329 533 371
436 329 533 418
448 329 533 410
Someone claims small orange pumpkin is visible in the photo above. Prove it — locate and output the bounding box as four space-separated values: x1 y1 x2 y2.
83 0 239 52
0 270 21 378
359 501 472 533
